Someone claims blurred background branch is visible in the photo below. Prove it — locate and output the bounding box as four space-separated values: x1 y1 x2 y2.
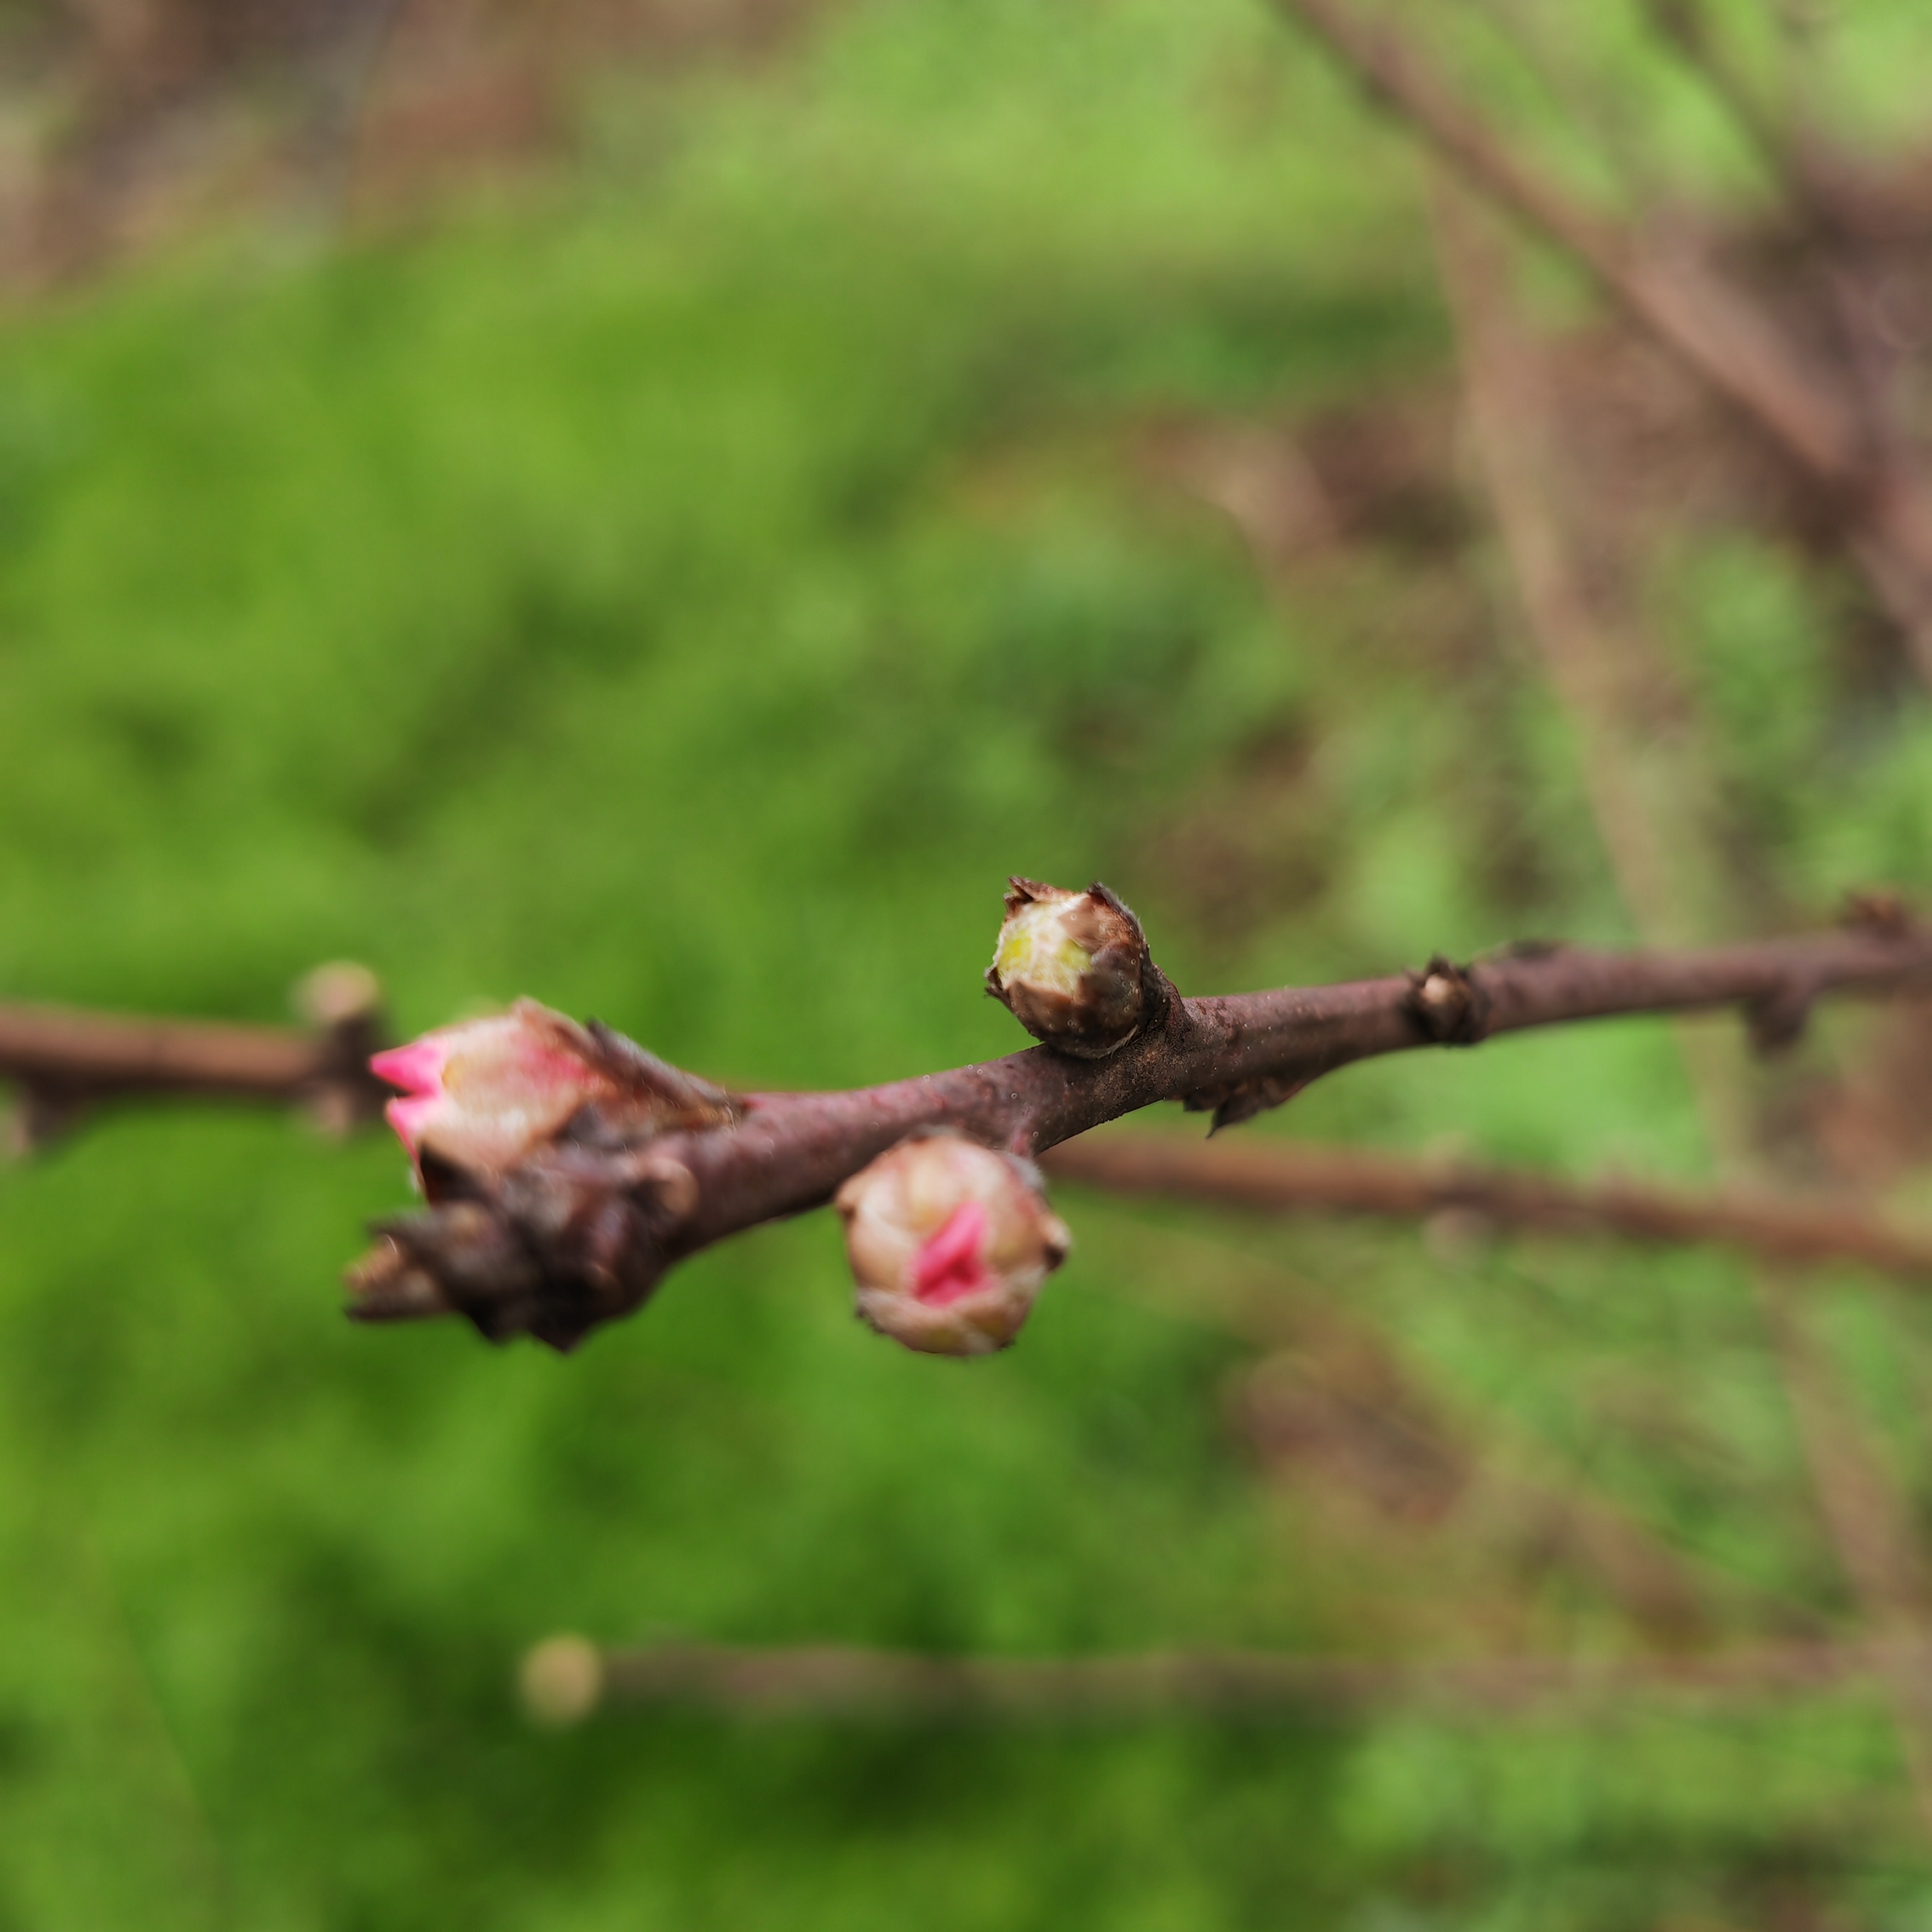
519 1631 1926 1726
1273 0 1932 682
0 964 388 1152
1047 1128 1932 1286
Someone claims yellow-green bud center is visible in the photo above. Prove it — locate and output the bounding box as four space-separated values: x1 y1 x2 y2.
994 901 1093 997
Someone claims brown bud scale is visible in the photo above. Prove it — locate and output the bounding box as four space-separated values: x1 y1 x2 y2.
985 877 1162 1058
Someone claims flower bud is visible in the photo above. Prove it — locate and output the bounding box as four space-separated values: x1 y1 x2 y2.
986 878 1158 1058
357 1004 740 1349
370 1000 616 1183
833 1132 1071 1356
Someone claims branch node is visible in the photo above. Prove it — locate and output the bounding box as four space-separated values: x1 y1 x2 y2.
1405 957 1492 1046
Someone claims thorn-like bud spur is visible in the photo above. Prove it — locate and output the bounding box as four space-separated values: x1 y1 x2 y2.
985 878 1160 1058
350 1002 739 1350
834 1132 1072 1357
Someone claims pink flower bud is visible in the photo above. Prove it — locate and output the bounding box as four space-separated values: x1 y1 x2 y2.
986 877 1158 1058
356 1004 740 1348
833 1133 1071 1356
369 1000 614 1181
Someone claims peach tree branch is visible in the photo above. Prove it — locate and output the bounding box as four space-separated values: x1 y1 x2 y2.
347 891 1932 1352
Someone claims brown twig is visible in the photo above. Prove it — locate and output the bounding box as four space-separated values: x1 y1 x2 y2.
1270 0 1852 476
348 919 1932 1347
0 965 389 1152
1045 1130 1932 1284
1436 197 1932 1836
520 1632 1923 1726
1267 0 1932 680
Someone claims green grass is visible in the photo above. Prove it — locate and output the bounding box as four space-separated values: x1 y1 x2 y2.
7 0 1932 1926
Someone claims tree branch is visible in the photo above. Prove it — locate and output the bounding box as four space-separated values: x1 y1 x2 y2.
347 913 1932 1348
1270 0 1857 479
1266 0 1932 680
0 967 389 1152
1043 1131 1932 1284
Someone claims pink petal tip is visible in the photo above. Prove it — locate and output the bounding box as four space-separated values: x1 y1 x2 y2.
914 1200 992 1307
384 1092 441 1156
370 1038 452 1097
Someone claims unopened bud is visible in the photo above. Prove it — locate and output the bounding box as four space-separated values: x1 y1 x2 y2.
369 1000 617 1182
986 878 1158 1058
833 1132 1071 1356
357 1004 740 1350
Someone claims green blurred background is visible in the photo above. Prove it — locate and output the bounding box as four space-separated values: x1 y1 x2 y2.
6 0 1932 1924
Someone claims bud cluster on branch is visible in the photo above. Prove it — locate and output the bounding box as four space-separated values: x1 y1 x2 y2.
346 880 1932 1357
